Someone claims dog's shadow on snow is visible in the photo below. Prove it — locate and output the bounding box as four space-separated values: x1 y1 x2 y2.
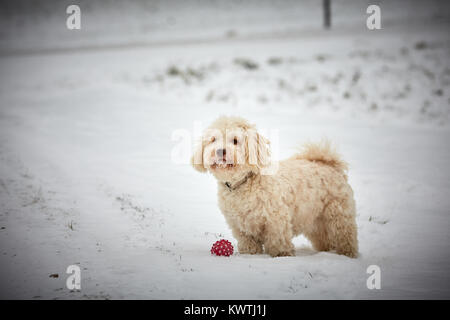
294 246 318 257
235 246 318 259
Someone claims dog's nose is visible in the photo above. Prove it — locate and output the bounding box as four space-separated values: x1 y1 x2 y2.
216 148 226 158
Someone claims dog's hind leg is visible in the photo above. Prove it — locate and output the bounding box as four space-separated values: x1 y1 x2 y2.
305 216 332 253
322 199 358 258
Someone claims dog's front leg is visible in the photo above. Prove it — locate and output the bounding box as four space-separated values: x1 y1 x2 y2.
232 229 263 254
263 211 295 257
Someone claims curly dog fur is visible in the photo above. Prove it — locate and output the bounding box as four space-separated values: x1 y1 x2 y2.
192 116 358 258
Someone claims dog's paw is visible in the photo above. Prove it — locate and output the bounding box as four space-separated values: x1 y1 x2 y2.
265 246 295 257
269 251 295 258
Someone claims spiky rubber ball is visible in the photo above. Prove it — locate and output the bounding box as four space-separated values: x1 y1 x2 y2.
211 239 234 256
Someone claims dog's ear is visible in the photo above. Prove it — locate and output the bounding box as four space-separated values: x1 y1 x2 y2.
257 134 271 168
247 129 271 169
191 139 207 173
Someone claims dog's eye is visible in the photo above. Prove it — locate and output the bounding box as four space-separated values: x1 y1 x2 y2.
233 138 238 145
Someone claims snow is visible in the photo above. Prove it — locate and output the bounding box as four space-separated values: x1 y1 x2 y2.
0 0 449 299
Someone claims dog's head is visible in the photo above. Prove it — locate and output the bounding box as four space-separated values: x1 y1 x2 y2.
191 116 270 182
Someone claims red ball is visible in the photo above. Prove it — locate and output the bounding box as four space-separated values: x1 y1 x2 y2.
211 239 234 257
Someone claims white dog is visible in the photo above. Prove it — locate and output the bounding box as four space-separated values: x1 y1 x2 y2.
192 116 358 258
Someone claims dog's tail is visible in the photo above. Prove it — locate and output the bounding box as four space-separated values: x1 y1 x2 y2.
296 140 348 173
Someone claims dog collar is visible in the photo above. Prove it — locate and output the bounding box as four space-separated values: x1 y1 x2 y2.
224 172 254 191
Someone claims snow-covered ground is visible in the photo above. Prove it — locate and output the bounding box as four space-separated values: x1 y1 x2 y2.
0 0 449 299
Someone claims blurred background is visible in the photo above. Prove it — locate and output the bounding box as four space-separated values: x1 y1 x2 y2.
1 0 449 53
0 0 449 299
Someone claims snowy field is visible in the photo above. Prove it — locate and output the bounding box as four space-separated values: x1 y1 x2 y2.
0 0 450 299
